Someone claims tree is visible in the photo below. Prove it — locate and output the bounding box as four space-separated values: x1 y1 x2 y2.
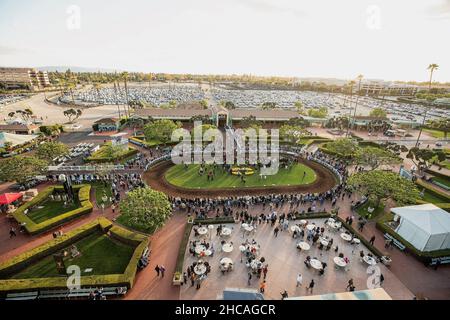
240 116 262 129
369 107 387 118
63 108 82 123
280 124 309 143
428 118 449 139
416 63 439 146
119 187 172 233
348 170 419 208
324 138 359 157
294 101 307 115
103 143 126 159
354 147 401 170
190 115 211 124
36 141 69 163
224 101 236 110
308 106 328 118
199 99 209 109
287 117 309 128
261 102 276 110
144 119 181 145
406 147 436 168
0 156 48 184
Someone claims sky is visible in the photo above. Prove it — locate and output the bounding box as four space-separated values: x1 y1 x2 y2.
0 0 449 82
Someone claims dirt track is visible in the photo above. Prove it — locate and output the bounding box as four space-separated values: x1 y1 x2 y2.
144 159 338 199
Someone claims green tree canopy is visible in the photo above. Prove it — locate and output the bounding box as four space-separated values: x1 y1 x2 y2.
348 170 419 208
308 106 328 118
119 187 172 233
0 156 48 184
144 119 181 145
280 124 309 143
369 107 387 118
240 115 262 129
325 138 359 157
36 141 69 163
406 147 437 168
63 108 82 123
354 146 401 170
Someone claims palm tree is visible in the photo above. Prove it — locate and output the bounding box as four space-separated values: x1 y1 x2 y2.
352 74 364 129
345 80 356 137
121 72 130 118
416 64 439 147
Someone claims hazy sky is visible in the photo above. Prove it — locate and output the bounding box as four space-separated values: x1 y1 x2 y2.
0 0 449 82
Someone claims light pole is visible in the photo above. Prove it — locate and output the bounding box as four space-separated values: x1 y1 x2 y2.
351 75 364 133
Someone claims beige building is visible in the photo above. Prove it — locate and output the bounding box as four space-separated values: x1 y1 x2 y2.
0 67 50 90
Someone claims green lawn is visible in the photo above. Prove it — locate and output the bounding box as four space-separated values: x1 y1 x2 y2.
431 175 450 189
423 128 446 139
355 202 385 219
10 232 135 279
27 196 81 224
420 190 449 204
165 163 317 189
91 182 113 207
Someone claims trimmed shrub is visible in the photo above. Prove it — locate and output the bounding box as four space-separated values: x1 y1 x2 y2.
12 185 93 235
0 218 149 294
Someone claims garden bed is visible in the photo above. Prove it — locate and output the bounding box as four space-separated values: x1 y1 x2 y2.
12 185 93 235
0 218 149 294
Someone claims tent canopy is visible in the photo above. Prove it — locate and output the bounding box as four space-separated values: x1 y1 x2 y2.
0 193 23 205
392 204 450 252
0 132 38 148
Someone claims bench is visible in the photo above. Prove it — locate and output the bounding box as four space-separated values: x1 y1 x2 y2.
5 291 38 301
430 257 450 266
38 289 69 300
384 233 406 251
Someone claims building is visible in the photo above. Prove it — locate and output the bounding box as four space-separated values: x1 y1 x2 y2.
93 118 120 132
0 124 39 135
134 107 308 128
360 80 418 96
0 67 50 90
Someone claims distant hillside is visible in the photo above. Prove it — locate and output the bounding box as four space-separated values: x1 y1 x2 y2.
37 66 122 73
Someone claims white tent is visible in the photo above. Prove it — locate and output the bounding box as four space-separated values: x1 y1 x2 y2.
392 204 450 252
0 132 38 148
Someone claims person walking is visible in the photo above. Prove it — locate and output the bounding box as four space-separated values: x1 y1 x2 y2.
274 227 279 237
296 273 303 287
346 278 354 291
307 279 315 294
154 265 160 277
160 265 166 278
259 280 266 293
247 272 252 286
369 235 376 246
9 227 16 238
280 290 289 300
262 265 268 280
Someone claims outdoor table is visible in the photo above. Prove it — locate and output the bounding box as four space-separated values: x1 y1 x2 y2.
241 223 249 229
221 227 232 236
327 221 340 229
297 242 310 251
239 245 247 252
320 239 329 246
197 227 208 236
306 224 316 231
244 225 254 233
194 264 207 275
220 257 233 265
351 238 361 245
363 255 377 266
340 233 352 242
310 259 323 270
291 225 301 233
208 225 214 231
222 243 234 253
299 220 307 225
195 245 207 255
203 250 212 256
327 218 336 223
333 257 347 268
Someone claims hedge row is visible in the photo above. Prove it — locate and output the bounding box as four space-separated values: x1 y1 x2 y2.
193 216 236 225
416 179 450 210
12 185 93 235
424 168 450 181
0 218 149 294
85 147 139 164
0 218 112 279
174 221 194 276
376 213 450 262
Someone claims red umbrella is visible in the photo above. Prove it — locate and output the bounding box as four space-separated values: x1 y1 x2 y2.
0 193 23 205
